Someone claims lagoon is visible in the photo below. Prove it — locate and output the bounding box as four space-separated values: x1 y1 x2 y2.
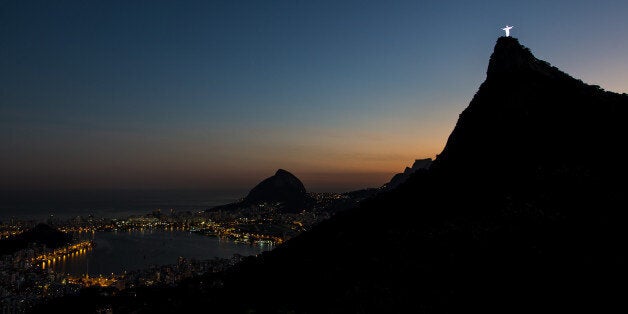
49 230 271 276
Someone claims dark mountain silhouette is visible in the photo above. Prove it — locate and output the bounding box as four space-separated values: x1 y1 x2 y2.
197 37 628 313
244 169 307 205
0 223 71 255
382 158 432 190
41 37 628 313
19 223 70 248
209 169 311 213
432 36 624 181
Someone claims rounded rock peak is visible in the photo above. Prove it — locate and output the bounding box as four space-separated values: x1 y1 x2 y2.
275 169 293 176
244 169 307 207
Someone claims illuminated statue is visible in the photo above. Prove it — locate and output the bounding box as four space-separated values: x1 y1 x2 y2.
502 25 514 37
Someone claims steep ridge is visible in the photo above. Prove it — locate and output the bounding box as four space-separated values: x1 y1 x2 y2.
433 37 626 184
48 37 628 313
199 37 628 313
383 158 432 190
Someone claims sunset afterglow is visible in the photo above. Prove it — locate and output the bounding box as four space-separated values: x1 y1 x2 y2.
1 0 627 191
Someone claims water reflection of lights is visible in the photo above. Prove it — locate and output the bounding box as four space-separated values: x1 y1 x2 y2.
37 241 93 270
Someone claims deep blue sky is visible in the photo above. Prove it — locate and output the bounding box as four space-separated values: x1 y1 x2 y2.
1 0 627 191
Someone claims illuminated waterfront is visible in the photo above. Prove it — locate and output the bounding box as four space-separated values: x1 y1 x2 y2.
38 241 93 270
49 230 272 277
0 191 344 311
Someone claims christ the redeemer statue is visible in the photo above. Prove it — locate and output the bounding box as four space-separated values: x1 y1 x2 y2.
502 25 513 37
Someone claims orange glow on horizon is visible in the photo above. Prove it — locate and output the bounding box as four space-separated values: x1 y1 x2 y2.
1 104 457 191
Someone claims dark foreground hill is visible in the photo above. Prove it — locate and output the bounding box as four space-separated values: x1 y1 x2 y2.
0 223 71 256
195 37 628 313
42 37 628 313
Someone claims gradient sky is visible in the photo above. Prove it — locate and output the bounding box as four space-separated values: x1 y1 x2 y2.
1 0 627 192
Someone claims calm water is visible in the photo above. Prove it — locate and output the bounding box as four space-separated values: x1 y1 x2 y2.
49 230 271 276
0 189 245 222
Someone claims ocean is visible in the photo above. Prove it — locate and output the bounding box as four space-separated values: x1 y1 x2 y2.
0 189 245 222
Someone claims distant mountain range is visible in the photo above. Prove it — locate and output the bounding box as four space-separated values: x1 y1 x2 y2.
44 37 628 313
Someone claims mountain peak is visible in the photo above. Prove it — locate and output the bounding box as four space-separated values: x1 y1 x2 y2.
487 37 541 76
244 169 308 211
433 37 627 181
275 169 292 176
